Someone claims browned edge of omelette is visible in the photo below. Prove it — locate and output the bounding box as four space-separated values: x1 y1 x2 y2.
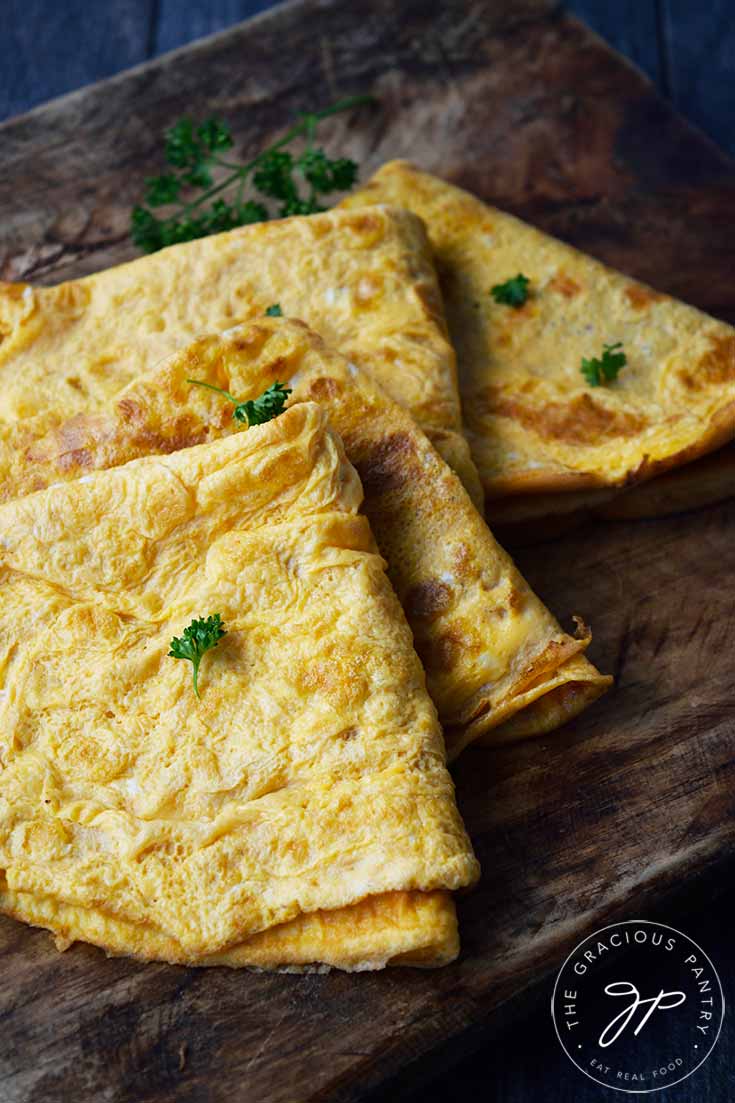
486 443 735 545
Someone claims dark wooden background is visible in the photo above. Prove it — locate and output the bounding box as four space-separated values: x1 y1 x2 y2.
3 0 734 160
1 3 733 1102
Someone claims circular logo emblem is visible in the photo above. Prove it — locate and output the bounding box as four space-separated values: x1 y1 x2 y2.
551 920 725 1093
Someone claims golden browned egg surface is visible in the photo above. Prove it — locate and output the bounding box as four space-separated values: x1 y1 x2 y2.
342 162 735 503
0 205 481 504
0 317 610 756
0 402 479 968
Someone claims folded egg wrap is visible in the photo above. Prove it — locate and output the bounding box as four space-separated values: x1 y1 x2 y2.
0 317 610 755
342 162 735 519
0 205 481 504
0 402 479 968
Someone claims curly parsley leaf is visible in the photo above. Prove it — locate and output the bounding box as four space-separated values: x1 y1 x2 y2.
253 149 298 203
265 304 283 317
196 118 234 153
296 149 358 194
581 342 627 387
131 96 374 253
490 273 531 308
187 378 292 427
144 174 182 207
164 118 200 168
168 613 226 698
131 205 165 252
235 381 292 425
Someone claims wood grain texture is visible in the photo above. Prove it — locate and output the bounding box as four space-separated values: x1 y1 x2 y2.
412 871 735 1103
4 1 734 159
0 2 734 1100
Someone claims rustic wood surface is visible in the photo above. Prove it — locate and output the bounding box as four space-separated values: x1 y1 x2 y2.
3 0 734 160
0 1 734 1100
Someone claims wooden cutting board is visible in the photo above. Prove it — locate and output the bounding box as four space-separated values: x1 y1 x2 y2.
1 2 734 1100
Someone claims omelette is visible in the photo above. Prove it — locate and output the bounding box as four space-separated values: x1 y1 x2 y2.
0 316 611 756
341 162 735 520
0 205 481 506
0 401 479 969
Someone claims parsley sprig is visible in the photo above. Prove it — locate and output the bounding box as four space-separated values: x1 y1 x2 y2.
187 379 292 426
169 614 227 698
491 274 530 308
264 304 283 317
581 342 627 387
131 95 373 253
